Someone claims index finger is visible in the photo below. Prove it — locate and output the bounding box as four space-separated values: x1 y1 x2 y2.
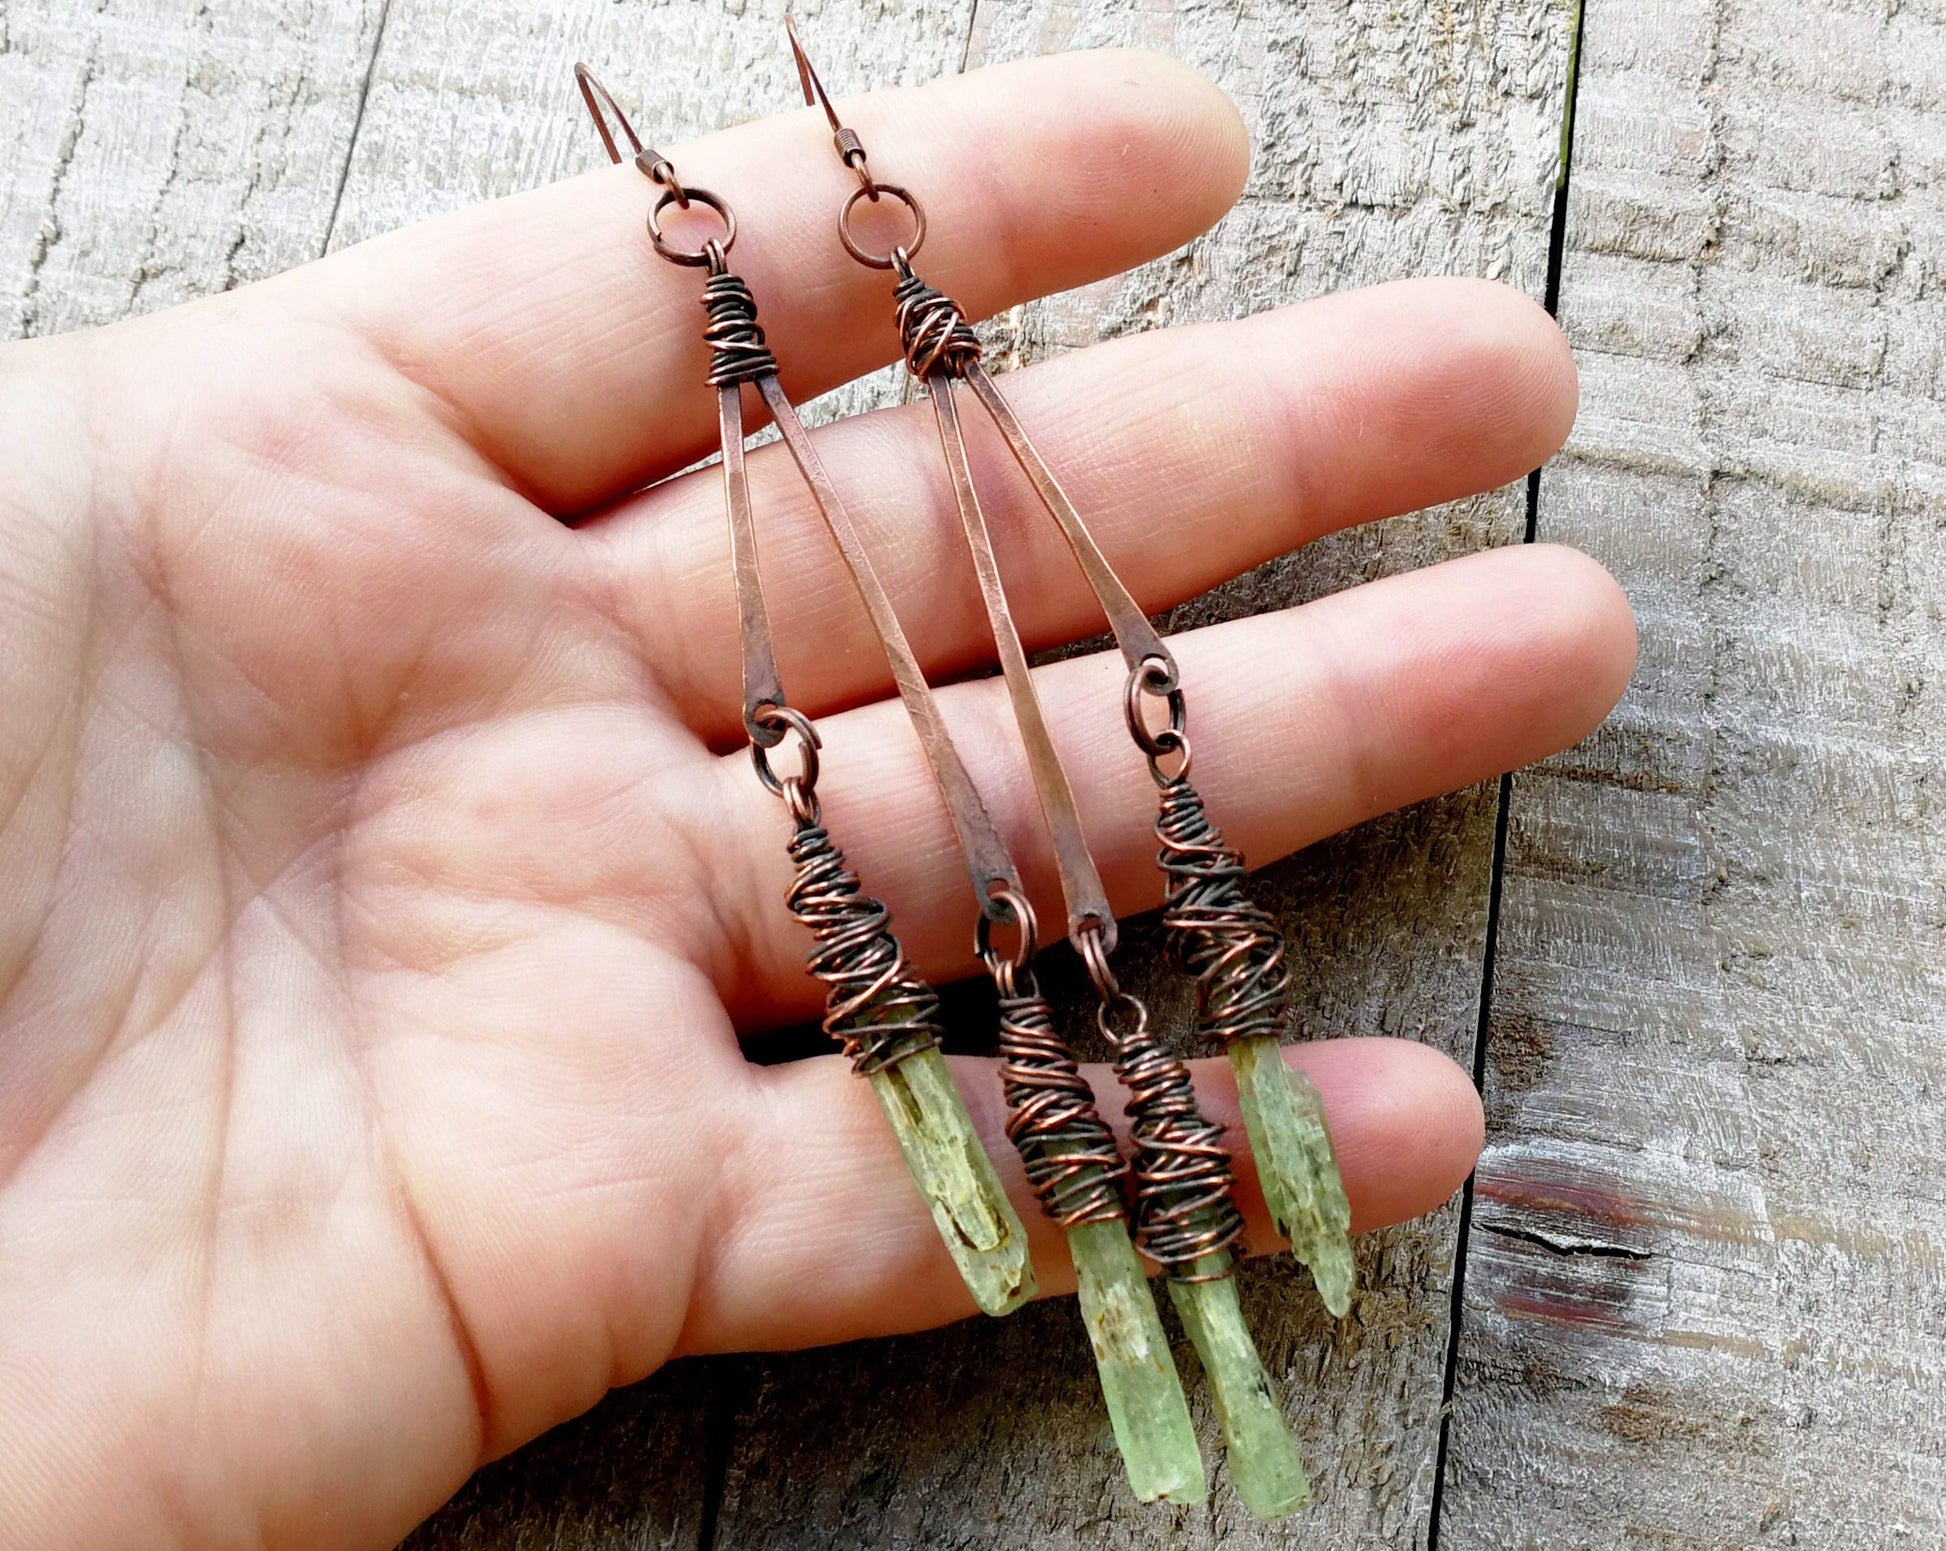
302 49 1248 513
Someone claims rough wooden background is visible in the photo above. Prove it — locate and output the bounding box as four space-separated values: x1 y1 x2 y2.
2 1 1939 1548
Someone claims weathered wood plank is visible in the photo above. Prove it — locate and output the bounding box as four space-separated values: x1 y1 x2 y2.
0 0 387 338
400 1362 725 1551
1438 0 1946 1544
711 2 1572 1548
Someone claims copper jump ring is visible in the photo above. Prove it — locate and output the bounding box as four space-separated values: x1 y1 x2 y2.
977 884 1040 988
1124 656 1187 757
750 703 820 794
649 186 737 266
1076 918 1145 1043
838 182 925 268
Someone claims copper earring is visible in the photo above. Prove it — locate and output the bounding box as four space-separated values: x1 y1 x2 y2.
582 64 1208 1514
572 65 1036 1319
787 17 1359 1521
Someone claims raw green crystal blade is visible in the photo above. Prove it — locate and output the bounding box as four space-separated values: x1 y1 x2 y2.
1169 1257 1310 1522
1066 1219 1206 1504
1230 1034 1355 1317
867 1050 1035 1316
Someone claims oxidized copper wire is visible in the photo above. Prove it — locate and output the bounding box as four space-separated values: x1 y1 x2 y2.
782 22 1148 1236
924 341 1116 948
696 263 789 742
575 65 946 1080
986 889 1128 1230
575 63 688 199
647 191 736 267
1079 923 1244 1280
880 246 1118 947
700 268 779 386
782 780 946 1076
1156 775 1294 1051
960 363 1174 675
788 26 1315 1090
892 262 980 376
1125 655 1189 778
751 372 1020 914
788 14 878 196
839 185 926 268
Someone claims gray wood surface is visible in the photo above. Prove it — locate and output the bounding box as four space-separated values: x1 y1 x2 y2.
1443 0 1946 1546
1 1 1937 1549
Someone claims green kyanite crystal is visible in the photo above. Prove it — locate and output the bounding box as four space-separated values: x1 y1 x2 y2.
1066 1218 1206 1504
1169 1256 1310 1522
1230 1035 1355 1317
866 1050 1035 1316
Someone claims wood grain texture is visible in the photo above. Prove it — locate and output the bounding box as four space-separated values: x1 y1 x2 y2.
711 2 1571 1548
1439 0 1946 1545
0 0 386 338
398 1363 724 1551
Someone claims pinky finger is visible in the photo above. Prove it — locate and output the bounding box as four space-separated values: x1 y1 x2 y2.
672 1036 1483 1356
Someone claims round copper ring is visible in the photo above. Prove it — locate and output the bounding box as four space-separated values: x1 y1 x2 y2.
838 182 926 269
1124 655 1187 758
649 186 735 267
1094 980 1148 1047
749 704 820 796
976 884 1039 976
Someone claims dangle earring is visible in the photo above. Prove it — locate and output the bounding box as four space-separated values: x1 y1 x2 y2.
575 63 1209 1513
571 66 1035 1318
787 20 1355 1520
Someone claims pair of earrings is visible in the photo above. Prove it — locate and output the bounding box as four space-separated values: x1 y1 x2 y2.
576 19 1351 1520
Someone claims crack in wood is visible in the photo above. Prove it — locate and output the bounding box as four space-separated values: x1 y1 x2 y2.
1474 1221 1655 1263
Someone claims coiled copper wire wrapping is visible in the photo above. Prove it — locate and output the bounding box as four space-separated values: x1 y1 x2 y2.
782 791 942 1076
1079 927 1246 1280
892 265 981 378
1113 1006 1247 1278
1155 774 1294 1049
701 269 779 388
995 961 1128 1229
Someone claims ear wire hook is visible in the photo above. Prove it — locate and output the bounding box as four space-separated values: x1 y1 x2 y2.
574 63 741 265
784 18 928 264
784 15 876 197
574 62 689 206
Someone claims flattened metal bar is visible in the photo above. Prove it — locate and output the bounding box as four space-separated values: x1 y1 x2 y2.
756 372 1020 917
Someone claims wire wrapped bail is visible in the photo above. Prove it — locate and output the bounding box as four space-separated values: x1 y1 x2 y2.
1156 775 1292 1048
892 262 982 378
700 268 779 387
982 888 1130 1229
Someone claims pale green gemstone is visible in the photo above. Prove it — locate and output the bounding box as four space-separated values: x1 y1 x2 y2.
867 1050 1035 1316
1066 1219 1207 1505
1169 1258 1310 1522
1230 1035 1355 1317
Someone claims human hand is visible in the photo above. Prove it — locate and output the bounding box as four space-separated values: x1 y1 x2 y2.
0 48 1633 1551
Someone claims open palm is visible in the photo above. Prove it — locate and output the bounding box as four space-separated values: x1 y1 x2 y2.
0 49 1633 1551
